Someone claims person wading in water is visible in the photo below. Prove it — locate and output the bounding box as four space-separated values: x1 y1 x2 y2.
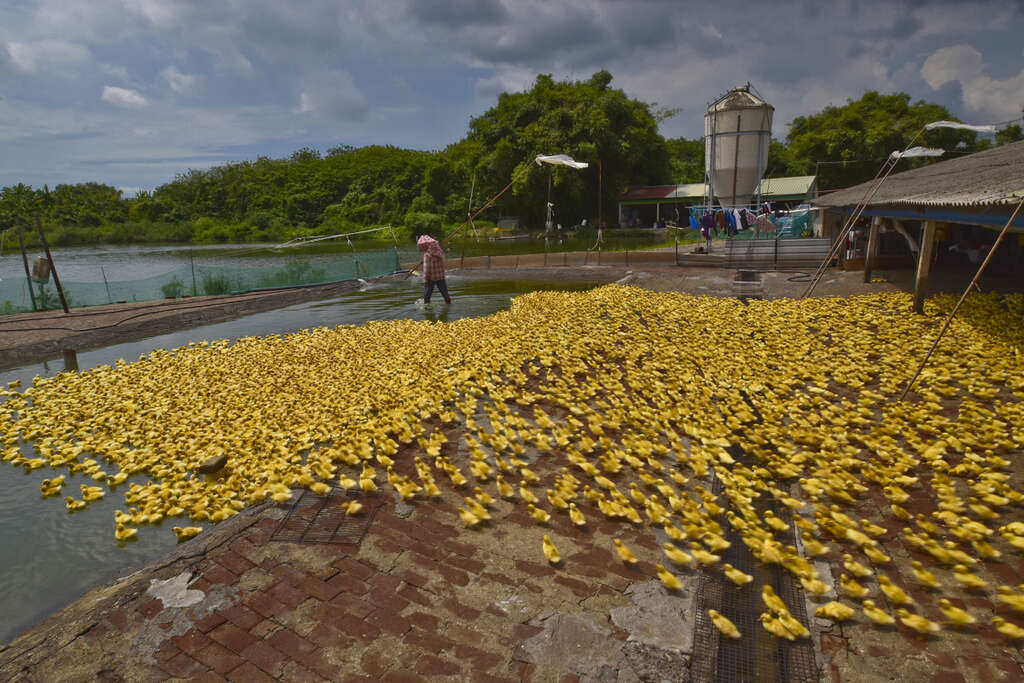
417 235 451 305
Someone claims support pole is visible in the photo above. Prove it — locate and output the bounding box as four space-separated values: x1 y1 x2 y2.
913 220 937 314
16 223 38 311
863 216 881 283
35 216 69 313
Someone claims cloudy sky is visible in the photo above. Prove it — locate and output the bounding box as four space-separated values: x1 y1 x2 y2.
1 0 1022 195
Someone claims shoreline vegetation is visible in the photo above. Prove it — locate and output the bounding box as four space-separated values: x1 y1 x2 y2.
3 72 1017 252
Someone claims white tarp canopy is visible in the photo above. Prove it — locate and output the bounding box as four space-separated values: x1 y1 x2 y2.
535 154 589 169
889 146 945 160
925 120 999 133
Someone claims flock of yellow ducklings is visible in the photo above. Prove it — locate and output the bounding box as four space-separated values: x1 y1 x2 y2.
3 286 1024 645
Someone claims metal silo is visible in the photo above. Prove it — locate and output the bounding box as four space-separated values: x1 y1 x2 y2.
704 83 773 208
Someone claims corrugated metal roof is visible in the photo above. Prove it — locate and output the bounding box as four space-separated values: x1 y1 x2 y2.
620 176 816 202
758 175 816 197
814 139 1024 209
619 185 678 201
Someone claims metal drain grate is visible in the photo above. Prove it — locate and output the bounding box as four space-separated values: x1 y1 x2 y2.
690 460 818 682
270 487 380 544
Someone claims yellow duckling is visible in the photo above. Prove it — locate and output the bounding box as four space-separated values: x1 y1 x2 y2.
663 543 693 568
473 487 494 506
568 503 586 527
896 608 941 636
815 601 855 622
760 613 796 640
115 523 138 542
996 586 1024 613
863 545 891 565
708 609 741 639
64 496 86 512
936 599 976 628
495 476 515 499
270 488 293 503
80 484 105 502
396 480 420 501
172 526 202 541
952 564 987 591
613 538 638 564
656 564 683 591
801 533 830 558
839 573 870 600
689 543 720 567
722 563 753 586
520 483 539 504
345 500 364 516
542 535 561 565
458 506 482 528
910 561 941 590
527 503 551 525
992 616 1024 640
890 504 911 521
778 612 810 639
877 575 914 605
842 554 872 579
761 585 788 615
465 497 491 521
800 574 832 598
862 599 895 626
309 481 331 496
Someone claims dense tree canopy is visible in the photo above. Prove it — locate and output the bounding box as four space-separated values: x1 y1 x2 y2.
769 91 984 190
1 78 1019 245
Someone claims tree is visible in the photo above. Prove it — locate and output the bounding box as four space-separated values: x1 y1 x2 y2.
782 91 980 190
995 124 1023 146
463 71 670 228
665 137 704 184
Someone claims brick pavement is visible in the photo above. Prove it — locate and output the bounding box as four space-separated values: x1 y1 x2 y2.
3 436 1024 681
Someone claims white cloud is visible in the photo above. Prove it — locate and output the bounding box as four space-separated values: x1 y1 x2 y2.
162 65 202 96
474 69 536 103
921 44 983 89
921 44 1024 121
101 86 148 108
6 39 89 73
298 70 368 121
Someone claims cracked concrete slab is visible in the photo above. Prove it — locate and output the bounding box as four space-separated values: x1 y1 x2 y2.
610 580 694 654
522 612 624 678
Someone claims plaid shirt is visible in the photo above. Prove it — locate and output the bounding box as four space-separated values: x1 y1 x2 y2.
423 250 445 282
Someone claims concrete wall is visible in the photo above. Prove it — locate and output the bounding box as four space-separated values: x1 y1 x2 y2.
452 250 678 270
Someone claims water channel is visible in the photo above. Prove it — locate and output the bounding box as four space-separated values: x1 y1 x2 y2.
0 272 606 645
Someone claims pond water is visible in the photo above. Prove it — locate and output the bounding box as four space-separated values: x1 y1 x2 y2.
0 274 606 645
1 232 679 313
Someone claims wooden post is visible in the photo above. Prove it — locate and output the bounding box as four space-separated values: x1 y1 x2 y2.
35 216 69 313
863 216 881 283
16 223 38 311
913 220 937 314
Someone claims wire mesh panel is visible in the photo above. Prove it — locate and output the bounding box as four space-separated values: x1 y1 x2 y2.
270 487 380 544
0 247 407 314
690 457 818 683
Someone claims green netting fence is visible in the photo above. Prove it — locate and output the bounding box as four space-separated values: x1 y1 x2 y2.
0 247 408 315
